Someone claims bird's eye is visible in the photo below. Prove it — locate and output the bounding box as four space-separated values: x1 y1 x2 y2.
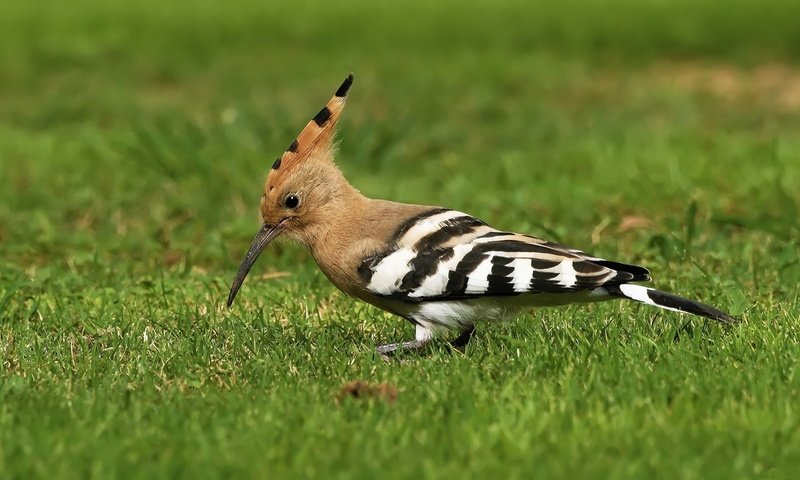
284 194 300 209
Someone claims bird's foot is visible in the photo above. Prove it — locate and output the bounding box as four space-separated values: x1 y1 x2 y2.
376 327 476 360
376 340 430 361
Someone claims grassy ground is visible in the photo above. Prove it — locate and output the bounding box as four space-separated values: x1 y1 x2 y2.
2 0 800 478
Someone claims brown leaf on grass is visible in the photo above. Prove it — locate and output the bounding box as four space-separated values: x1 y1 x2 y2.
336 381 398 405
618 215 654 233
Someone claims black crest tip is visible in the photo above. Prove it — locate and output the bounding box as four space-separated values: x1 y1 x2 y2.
335 73 354 97
313 107 332 127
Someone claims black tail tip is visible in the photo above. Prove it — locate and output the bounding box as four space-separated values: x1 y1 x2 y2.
335 73 354 97
647 289 739 325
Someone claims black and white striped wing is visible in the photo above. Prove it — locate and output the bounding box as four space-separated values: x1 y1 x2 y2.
359 209 650 302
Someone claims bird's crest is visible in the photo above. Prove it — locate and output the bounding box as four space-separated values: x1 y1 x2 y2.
267 73 353 186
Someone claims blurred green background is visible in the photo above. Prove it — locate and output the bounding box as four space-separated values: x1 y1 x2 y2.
1 0 799 478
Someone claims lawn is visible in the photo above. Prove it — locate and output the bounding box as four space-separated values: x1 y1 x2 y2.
1 0 799 478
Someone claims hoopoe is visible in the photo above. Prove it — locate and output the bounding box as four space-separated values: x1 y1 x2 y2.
227 74 735 356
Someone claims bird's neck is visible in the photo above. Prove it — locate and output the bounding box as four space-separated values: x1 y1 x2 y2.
300 187 434 294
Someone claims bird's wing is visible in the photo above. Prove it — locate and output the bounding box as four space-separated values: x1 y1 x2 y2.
359 209 651 302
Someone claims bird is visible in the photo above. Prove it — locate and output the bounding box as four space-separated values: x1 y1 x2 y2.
226 73 735 356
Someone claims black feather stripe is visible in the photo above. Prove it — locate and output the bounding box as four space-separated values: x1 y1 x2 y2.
450 248 486 278
490 261 514 277
528 271 564 293
486 275 517 295
313 107 332 126
483 240 576 256
486 260 515 295
335 74 354 97
414 216 485 252
531 271 559 281
357 253 386 284
593 260 651 281
399 248 454 291
572 260 607 274
444 271 467 296
530 258 562 270
610 271 635 283
478 231 513 239
391 208 451 244
491 256 513 266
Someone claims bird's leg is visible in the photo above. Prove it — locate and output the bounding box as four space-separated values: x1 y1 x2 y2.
449 326 475 349
376 323 434 358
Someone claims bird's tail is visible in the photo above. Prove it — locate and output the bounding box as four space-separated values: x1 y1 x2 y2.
605 283 736 323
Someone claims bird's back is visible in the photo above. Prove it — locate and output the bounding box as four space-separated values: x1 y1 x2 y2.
355 207 649 304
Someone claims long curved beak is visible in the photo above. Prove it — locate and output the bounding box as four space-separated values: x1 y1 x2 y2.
227 222 284 307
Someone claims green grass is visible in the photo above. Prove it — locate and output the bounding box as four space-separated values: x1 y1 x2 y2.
2 0 800 478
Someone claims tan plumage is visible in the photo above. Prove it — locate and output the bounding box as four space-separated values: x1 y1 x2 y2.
228 74 734 356
233 74 432 311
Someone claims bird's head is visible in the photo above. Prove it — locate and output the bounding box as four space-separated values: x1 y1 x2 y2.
227 74 355 307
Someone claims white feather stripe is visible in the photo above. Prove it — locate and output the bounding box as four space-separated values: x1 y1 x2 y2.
552 260 578 288
510 258 535 292
472 235 516 244
367 248 416 294
465 257 494 294
480 250 570 263
407 243 474 298
618 284 684 314
618 283 654 304
397 210 468 247
407 272 447 299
